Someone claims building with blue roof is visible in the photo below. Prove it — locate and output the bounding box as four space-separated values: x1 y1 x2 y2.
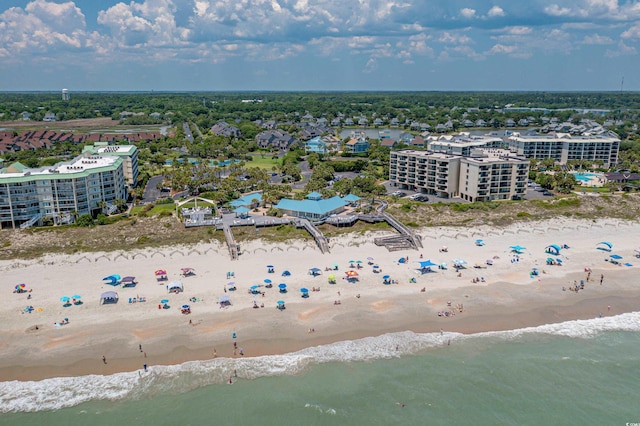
305 136 328 154
230 192 262 208
274 194 348 220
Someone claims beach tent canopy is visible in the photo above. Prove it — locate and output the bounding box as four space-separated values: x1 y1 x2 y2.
610 254 623 260
219 295 231 306
453 259 467 265
597 242 613 251
102 274 121 285
545 244 562 255
398 257 406 264
100 291 119 304
345 270 359 277
277 300 285 305
121 276 136 284
309 267 322 275
417 260 437 268
154 269 167 276
167 281 183 292
509 245 526 253
282 270 291 277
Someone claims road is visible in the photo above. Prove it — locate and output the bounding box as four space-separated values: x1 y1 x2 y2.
183 122 194 143
141 175 165 204
192 122 204 140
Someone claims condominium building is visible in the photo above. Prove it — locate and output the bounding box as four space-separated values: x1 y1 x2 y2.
82 143 139 187
0 154 127 229
508 131 620 166
389 149 529 202
427 133 505 157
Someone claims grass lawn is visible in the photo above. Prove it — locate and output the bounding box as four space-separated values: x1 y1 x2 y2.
245 154 280 170
131 203 176 216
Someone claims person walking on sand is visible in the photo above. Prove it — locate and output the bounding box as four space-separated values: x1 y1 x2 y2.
139 344 142 352
102 356 107 364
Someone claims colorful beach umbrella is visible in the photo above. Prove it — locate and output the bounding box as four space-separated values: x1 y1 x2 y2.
72 294 82 300
345 270 359 277
15 284 25 290
155 269 167 276
60 296 70 302
264 279 272 284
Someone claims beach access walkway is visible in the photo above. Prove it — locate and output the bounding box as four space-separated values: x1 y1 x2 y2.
216 213 294 260
295 219 330 254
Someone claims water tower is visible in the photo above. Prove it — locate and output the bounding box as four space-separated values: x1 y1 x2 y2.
62 88 70 101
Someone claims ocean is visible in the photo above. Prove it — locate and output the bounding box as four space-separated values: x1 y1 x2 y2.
2 312 640 425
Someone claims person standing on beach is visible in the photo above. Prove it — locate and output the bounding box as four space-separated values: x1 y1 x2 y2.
600 274 604 285
139 344 142 352
102 356 107 364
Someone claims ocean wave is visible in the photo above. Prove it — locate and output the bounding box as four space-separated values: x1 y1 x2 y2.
2 311 640 413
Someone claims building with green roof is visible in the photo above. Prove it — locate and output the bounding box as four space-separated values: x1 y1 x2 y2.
82 143 139 187
0 154 127 229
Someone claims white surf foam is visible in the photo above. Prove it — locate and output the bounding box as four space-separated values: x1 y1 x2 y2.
2 311 639 413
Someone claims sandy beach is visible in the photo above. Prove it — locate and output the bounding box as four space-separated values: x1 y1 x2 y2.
1 217 639 382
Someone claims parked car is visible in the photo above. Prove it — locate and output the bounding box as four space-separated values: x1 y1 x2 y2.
391 191 406 197
542 190 553 196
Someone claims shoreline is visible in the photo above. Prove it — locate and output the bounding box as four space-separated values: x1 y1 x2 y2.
1 218 639 383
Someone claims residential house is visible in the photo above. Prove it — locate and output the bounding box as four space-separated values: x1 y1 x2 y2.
211 122 242 138
345 132 370 153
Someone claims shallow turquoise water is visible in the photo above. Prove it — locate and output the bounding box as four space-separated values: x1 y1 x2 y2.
3 325 640 426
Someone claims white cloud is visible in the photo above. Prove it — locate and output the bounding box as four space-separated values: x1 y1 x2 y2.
487 43 517 55
438 32 472 44
544 4 572 17
487 6 505 18
0 0 105 58
582 33 614 44
622 23 640 39
605 40 637 57
460 8 476 19
97 0 187 47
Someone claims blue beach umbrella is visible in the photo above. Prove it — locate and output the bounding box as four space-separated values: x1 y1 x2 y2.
278 283 287 289
161 299 169 304
72 294 82 300
382 275 390 280
300 288 309 293
277 300 285 306
60 296 70 302
264 279 272 284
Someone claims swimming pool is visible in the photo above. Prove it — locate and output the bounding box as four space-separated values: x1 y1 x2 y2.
572 172 602 183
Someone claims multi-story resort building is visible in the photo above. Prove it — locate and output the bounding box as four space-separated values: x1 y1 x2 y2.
82 143 139 187
0 154 127 229
508 131 620 166
389 149 529 202
426 133 505 156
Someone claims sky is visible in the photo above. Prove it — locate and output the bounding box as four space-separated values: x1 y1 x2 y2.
0 0 639 92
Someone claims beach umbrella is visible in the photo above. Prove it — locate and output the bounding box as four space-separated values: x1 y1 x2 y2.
161 299 169 304
227 282 236 286
264 279 272 284
60 296 70 302
72 294 82 300
300 288 309 293
348 260 355 263
15 284 26 291
266 265 274 268
382 275 390 280
250 285 260 291
182 304 190 310
282 270 291 277
610 254 623 260
355 260 363 264
331 262 339 267
556 258 563 263
367 257 374 261
345 270 359 277
155 269 167 276
277 300 285 306
278 283 287 289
